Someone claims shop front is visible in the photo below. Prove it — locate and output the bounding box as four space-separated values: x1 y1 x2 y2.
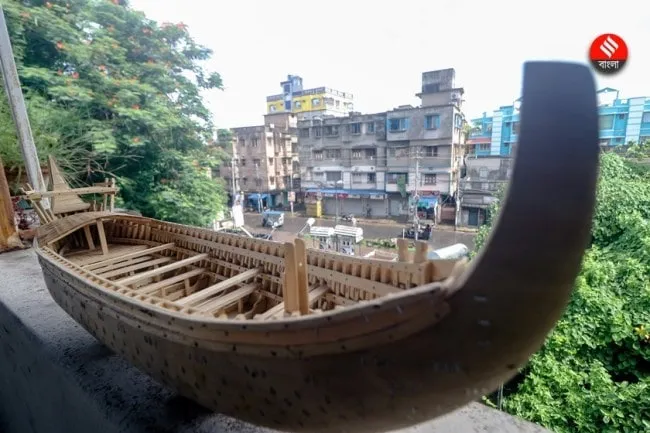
303 189 388 217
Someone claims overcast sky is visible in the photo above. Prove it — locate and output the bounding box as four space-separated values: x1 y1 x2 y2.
129 0 648 129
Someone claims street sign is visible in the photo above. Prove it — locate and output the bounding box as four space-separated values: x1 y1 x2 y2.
288 191 295 202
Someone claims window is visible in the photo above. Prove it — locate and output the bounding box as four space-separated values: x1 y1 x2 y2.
512 122 520 135
425 115 440 130
239 137 245 146
599 115 614 130
251 137 258 147
454 114 463 127
479 143 490 151
324 125 339 136
253 159 260 166
268 158 273 165
352 150 362 159
284 100 291 111
267 138 273 146
389 147 409 158
350 172 377 184
312 97 321 106
313 151 324 160
388 118 407 132
292 161 299 171
283 175 291 185
325 97 334 106
313 127 322 137
283 84 291 94
424 146 438 157
299 128 310 138
269 176 275 184
270 105 277 112
349 123 361 134
642 112 650 123
423 174 437 185
387 173 407 184
479 167 488 179
325 149 341 159
365 149 376 160
295 100 302 109
366 122 375 133
255 179 262 186
240 158 246 166
326 171 342 182
617 113 626 119
242 177 248 185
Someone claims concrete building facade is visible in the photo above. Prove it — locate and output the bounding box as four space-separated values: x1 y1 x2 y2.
266 75 354 120
297 68 466 220
219 112 299 210
462 87 650 227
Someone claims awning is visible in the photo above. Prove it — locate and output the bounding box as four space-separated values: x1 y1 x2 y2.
247 193 269 200
417 196 438 208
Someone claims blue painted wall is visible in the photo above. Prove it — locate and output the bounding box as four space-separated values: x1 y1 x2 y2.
471 90 650 151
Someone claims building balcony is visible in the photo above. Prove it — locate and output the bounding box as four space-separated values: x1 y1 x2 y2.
350 182 378 190
385 184 405 193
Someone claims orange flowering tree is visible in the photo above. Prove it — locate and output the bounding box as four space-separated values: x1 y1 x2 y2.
1 0 227 226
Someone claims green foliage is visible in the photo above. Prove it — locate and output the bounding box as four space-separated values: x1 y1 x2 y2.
476 152 650 432
0 0 228 224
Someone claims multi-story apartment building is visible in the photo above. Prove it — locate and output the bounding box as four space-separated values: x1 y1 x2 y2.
298 112 388 217
385 69 465 220
297 68 466 220
219 112 299 210
461 87 650 227
266 75 354 120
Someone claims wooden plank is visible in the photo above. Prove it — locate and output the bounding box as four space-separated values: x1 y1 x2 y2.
282 242 300 314
197 283 258 314
84 243 175 270
117 253 208 286
98 257 173 279
137 268 205 295
175 267 261 307
307 265 403 297
90 255 154 274
294 238 309 315
83 225 95 250
413 241 428 264
397 238 410 262
25 186 118 199
96 219 109 255
259 285 328 319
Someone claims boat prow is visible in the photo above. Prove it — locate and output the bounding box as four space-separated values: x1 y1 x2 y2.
33 61 600 433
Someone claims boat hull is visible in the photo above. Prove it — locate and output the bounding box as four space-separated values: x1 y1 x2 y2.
37 251 487 433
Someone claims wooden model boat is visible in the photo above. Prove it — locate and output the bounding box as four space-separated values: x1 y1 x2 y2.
31 61 600 432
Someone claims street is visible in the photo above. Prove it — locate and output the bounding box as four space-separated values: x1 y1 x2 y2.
245 213 476 251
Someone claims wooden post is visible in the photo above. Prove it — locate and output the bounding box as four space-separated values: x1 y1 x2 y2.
294 238 310 314
0 6 48 208
0 157 24 252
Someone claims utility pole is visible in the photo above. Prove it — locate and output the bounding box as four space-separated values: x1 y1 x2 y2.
0 6 48 207
413 146 421 241
254 163 262 213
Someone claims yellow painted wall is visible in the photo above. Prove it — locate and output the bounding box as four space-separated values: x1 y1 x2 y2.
266 92 329 114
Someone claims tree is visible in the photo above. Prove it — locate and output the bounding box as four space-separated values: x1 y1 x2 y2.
477 152 650 432
1 0 228 224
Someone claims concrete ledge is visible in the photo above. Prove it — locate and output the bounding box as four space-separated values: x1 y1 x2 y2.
0 248 551 433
